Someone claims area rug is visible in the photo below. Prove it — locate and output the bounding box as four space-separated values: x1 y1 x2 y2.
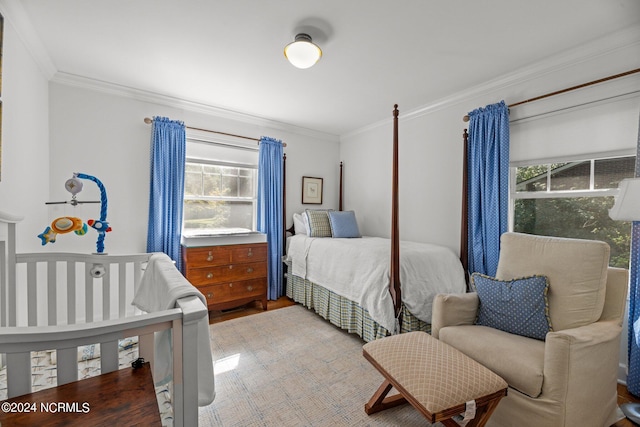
199 304 440 426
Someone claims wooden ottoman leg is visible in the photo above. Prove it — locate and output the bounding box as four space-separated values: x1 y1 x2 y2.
364 379 407 415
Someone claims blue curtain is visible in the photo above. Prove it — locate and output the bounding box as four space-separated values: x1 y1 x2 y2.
147 116 186 272
257 137 284 300
467 101 510 277
627 113 640 396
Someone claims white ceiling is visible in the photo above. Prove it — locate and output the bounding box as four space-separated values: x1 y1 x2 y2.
15 0 640 136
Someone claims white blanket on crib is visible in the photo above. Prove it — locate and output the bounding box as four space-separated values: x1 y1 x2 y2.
132 252 215 406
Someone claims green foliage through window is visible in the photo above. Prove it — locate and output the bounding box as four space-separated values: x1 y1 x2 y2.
512 155 634 268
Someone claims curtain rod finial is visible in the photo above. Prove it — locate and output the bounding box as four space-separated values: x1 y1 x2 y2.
144 117 152 124
463 115 470 122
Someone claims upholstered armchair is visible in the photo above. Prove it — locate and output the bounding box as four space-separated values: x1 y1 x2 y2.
432 232 628 427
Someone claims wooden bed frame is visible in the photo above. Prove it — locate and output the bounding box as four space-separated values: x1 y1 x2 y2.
284 104 406 329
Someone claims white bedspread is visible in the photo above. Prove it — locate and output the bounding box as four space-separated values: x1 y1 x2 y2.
286 235 466 332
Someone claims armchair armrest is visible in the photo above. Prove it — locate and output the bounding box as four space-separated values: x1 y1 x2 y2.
431 292 478 339
543 320 622 423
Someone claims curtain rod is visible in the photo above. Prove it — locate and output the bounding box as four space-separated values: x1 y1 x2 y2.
462 67 640 122
143 117 286 147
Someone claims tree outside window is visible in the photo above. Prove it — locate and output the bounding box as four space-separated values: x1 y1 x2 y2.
512 156 635 268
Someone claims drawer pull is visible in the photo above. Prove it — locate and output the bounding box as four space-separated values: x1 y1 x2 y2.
247 248 253 257
206 292 214 299
206 251 213 262
247 267 253 273
247 285 254 291
206 273 213 279
228 265 233 270
229 283 233 288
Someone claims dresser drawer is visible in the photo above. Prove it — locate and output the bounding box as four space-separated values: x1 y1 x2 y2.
198 278 266 307
231 244 267 263
183 246 231 267
186 261 267 285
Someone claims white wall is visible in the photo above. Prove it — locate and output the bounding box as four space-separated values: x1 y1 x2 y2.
44 82 340 255
0 9 50 252
340 28 640 255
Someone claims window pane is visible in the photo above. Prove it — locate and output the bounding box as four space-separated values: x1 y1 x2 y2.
239 176 252 197
516 165 548 192
549 161 589 191
221 175 238 196
513 196 630 268
184 170 202 196
594 156 635 189
183 200 254 232
203 173 220 196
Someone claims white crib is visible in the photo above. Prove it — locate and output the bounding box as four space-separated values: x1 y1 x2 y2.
0 211 208 426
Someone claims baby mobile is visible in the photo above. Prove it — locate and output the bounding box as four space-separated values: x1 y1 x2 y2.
37 172 112 254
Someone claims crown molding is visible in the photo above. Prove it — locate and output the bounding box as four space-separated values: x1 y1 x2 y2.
51 72 340 143
343 25 640 140
0 0 56 79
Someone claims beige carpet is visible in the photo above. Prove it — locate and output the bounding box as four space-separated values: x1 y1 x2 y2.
199 304 439 426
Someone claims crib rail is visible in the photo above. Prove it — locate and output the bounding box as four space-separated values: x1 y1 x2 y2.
0 295 206 427
0 213 207 426
4 252 151 327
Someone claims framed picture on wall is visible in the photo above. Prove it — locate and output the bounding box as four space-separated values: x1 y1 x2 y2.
302 176 323 204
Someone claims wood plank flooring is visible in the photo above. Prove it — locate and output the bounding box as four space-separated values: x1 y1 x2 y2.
208 296 640 427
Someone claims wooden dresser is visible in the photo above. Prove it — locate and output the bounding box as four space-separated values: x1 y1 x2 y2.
182 242 268 311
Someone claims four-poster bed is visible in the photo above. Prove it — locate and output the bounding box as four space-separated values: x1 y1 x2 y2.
283 105 467 342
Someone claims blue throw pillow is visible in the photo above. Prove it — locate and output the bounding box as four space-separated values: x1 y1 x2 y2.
328 210 361 238
472 273 552 341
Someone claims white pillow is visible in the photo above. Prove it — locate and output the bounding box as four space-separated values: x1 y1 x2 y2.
292 213 308 235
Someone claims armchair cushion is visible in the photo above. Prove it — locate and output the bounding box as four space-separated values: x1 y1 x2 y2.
472 273 552 340
496 233 609 331
439 325 545 398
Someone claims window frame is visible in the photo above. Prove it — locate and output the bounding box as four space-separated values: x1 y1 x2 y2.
183 157 259 234
508 150 635 230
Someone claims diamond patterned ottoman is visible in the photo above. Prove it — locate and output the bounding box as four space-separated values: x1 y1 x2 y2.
363 331 507 427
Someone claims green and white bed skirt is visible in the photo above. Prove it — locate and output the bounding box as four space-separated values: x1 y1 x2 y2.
285 262 430 342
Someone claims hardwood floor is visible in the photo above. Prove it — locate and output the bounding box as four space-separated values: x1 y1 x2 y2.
207 296 640 426
207 295 296 324
616 386 640 426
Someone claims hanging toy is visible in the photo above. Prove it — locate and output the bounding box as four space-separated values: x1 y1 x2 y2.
38 216 89 245
38 172 111 254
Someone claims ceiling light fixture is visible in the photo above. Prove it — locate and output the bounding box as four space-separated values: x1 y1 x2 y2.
284 33 322 69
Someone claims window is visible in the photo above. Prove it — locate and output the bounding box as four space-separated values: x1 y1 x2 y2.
183 160 258 235
511 155 635 268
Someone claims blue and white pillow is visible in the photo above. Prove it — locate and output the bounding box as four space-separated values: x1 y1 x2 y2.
328 210 361 238
472 273 552 341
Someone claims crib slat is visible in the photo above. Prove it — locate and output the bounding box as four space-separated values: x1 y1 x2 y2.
102 267 111 321
67 262 76 325
101 340 118 374
85 264 93 323
6 222 17 327
57 347 78 385
27 261 37 326
119 261 127 318
47 261 57 326
6 352 31 398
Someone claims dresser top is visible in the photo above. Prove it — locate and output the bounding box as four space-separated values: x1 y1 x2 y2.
181 232 267 247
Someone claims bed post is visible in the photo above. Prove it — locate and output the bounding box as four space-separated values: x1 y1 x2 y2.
390 105 402 330
460 129 469 280
283 153 287 254
339 161 343 211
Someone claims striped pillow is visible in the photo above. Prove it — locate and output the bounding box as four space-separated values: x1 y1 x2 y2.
305 210 332 237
